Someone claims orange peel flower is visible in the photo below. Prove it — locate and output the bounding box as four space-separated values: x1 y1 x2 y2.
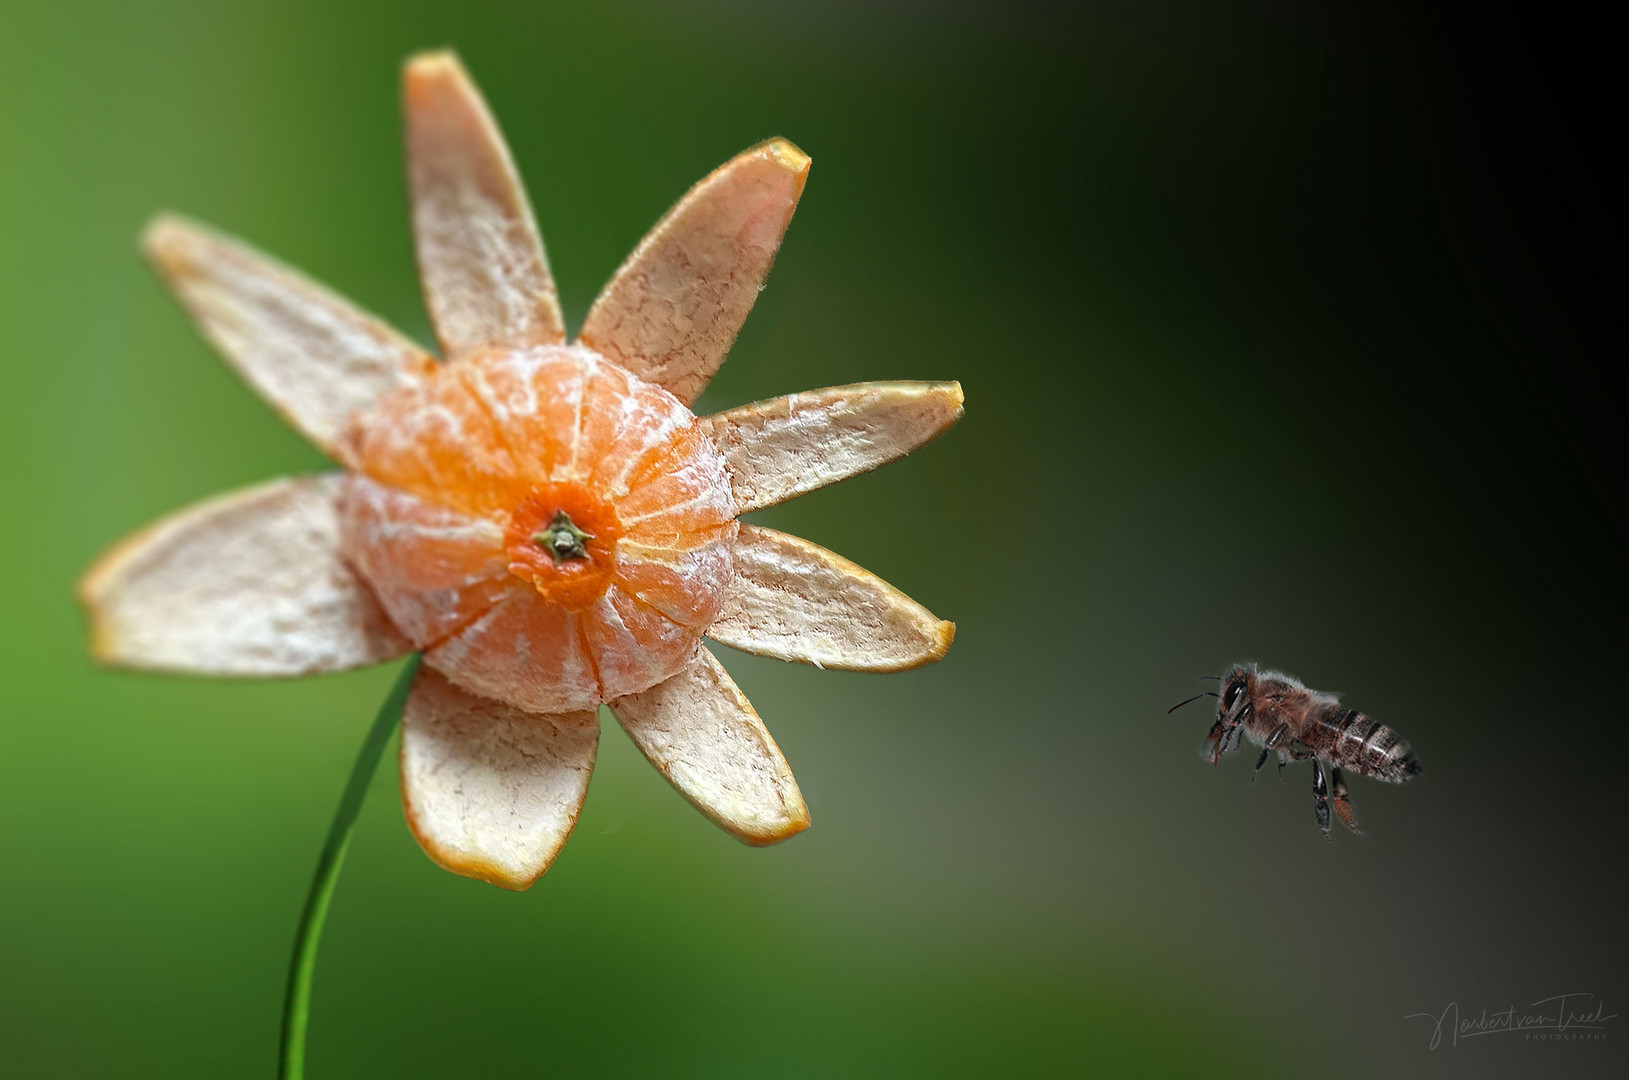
78 52 963 890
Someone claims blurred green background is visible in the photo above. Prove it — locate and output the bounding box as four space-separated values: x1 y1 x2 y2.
3 1 1623 1077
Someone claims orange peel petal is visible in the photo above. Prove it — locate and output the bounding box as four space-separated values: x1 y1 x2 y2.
141 215 434 466
405 51 565 360
400 666 598 891
610 650 809 845
702 381 964 513
77 475 410 676
579 138 810 404
706 524 954 672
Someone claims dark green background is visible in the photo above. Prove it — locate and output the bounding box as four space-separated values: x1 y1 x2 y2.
3 2 1623 1077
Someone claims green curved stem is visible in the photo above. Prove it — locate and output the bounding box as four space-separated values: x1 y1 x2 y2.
278 655 421 1080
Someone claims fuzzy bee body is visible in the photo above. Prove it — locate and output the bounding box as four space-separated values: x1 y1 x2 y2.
1197 664 1420 840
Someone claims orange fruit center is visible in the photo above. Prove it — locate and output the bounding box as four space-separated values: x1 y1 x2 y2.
502 485 622 610
338 345 738 713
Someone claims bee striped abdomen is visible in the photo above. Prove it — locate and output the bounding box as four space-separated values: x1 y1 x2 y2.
1310 705 1420 783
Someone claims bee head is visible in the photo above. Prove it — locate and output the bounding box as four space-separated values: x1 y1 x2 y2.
1217 664 1253 722
1198 664 1255 764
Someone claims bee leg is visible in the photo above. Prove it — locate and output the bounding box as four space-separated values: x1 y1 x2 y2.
1311 759 1332 842
1331 767 1363 836
1259 723 1289 786
1276 749 1288 783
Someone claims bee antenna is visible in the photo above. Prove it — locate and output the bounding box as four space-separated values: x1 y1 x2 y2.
1198 674 1223 682
1166 691 1220 714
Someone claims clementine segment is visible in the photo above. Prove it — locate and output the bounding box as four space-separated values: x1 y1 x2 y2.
349 366 518 517
340 344 737 712
611 542 733 628
579 588 701 704
458 348 590 483
424 590 600 712
338 477 511 645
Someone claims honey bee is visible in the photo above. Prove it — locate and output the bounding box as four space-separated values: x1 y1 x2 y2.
1170 664 1421 840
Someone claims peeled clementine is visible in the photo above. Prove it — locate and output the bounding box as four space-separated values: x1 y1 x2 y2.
338 344 737 713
